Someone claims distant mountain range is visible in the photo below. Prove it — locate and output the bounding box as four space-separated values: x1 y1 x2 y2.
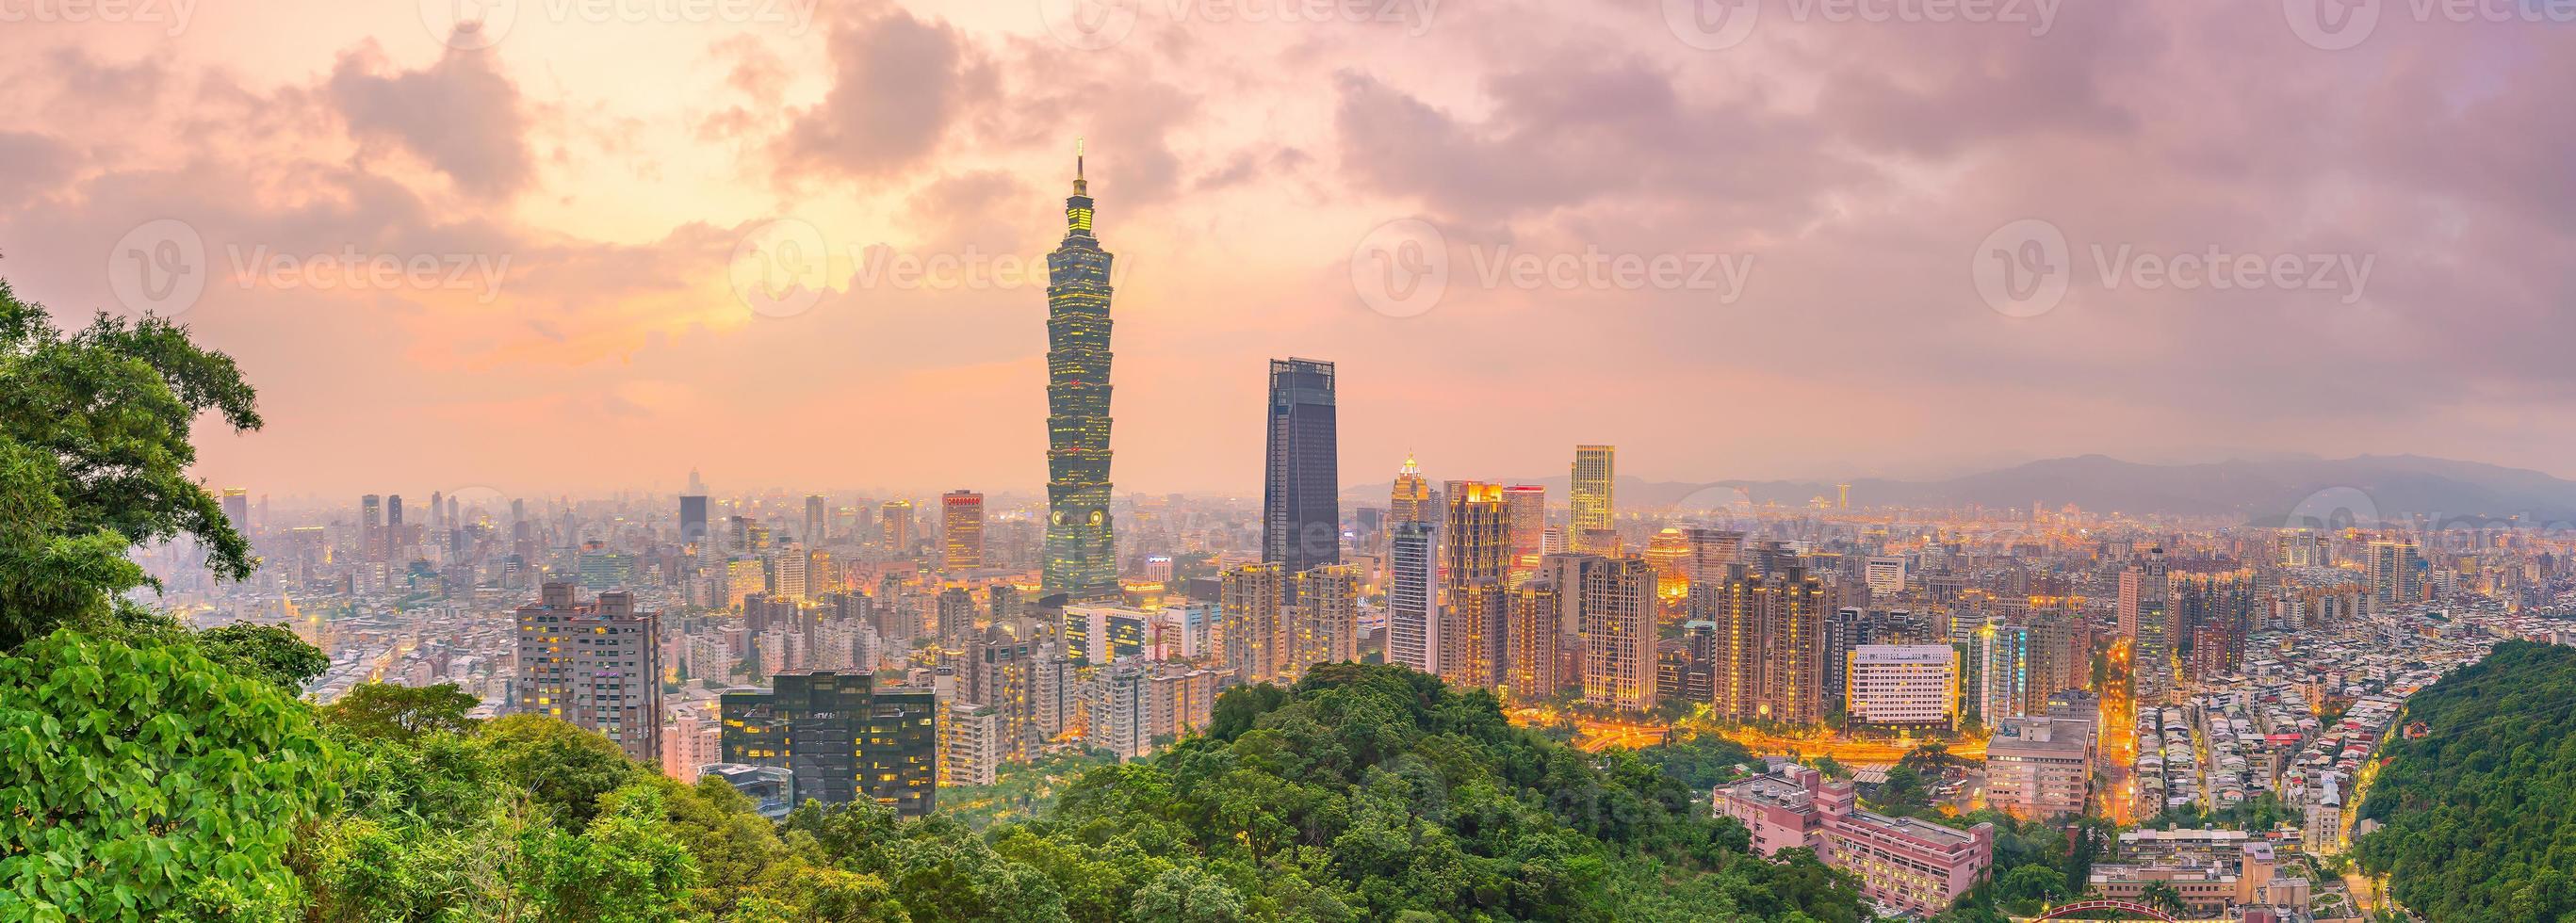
1343 454 2576 526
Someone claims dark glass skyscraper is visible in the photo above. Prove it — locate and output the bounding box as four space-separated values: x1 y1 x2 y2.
1263 358 1340 574
1044 148 1118 601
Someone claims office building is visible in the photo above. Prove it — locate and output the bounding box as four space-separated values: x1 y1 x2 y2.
1569 445 1615 553
1846 644 1959 729
719 672 937 818
1986 715 2095 819
880 499 915 555
941 490 986 570
1262 358 1340 575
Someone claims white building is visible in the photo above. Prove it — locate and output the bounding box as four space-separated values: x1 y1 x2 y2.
1847 644 1958 728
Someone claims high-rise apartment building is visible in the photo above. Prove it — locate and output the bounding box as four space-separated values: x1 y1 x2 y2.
941 701 1001 786
1503 580 1563 703
2119 548 2173 706
1575 555 1656 711
1042 149 1119 601
719 671 937 818
1439 578 1507 690
2364 540 2423 612
941 490 986 571
1387 522 1438 674
514 582 664 763
1262 358 1340 575
1569 445 1615 553
1442 481 1508 584
1221 563 1287 683
1706 563 1832 723
771 549 808 603
1504 485 1546 581
1292 563 1360 673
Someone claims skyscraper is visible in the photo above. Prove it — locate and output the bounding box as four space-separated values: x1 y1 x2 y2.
1043 146 1119 602
1262 358 1340 575
1570 445 1615 553
360 494 382 560
1221 563 1287 683
804 494 827 545
941 490 986 571
1388 455 1431 527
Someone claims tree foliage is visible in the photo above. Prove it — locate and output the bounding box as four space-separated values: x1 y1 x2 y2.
0 630 336 921
0 281 261 650
320 681 481 741
194 623 330 696
2356 641 2576 923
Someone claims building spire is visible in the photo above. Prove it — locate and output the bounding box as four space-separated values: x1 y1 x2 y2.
1073 137 1087 195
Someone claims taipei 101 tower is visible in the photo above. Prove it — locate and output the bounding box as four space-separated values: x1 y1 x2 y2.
1042 142 1119 601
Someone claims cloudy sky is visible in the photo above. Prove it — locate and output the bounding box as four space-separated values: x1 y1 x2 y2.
2 0 2568 499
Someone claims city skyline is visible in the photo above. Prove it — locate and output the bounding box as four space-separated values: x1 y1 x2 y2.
3 6 2568 497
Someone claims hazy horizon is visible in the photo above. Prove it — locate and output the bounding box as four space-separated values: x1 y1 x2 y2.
7 3 2567 496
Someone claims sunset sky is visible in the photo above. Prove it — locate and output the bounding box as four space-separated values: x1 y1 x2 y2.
2 1 2568 499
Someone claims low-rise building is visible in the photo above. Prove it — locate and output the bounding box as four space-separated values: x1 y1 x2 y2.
1985 715 2095 819
1713 765 1993 915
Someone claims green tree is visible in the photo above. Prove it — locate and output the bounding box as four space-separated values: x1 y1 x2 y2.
481 712 647 827
321 681 482 741
2138 881 2186 915
0 630 336 921
0 281 262 650
1129 866 1247 923
194 623 329 695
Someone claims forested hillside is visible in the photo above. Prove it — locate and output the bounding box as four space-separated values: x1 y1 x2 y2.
2356 640 2576 922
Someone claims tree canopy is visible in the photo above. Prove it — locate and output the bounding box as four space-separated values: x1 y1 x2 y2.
2356 641 2576 922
